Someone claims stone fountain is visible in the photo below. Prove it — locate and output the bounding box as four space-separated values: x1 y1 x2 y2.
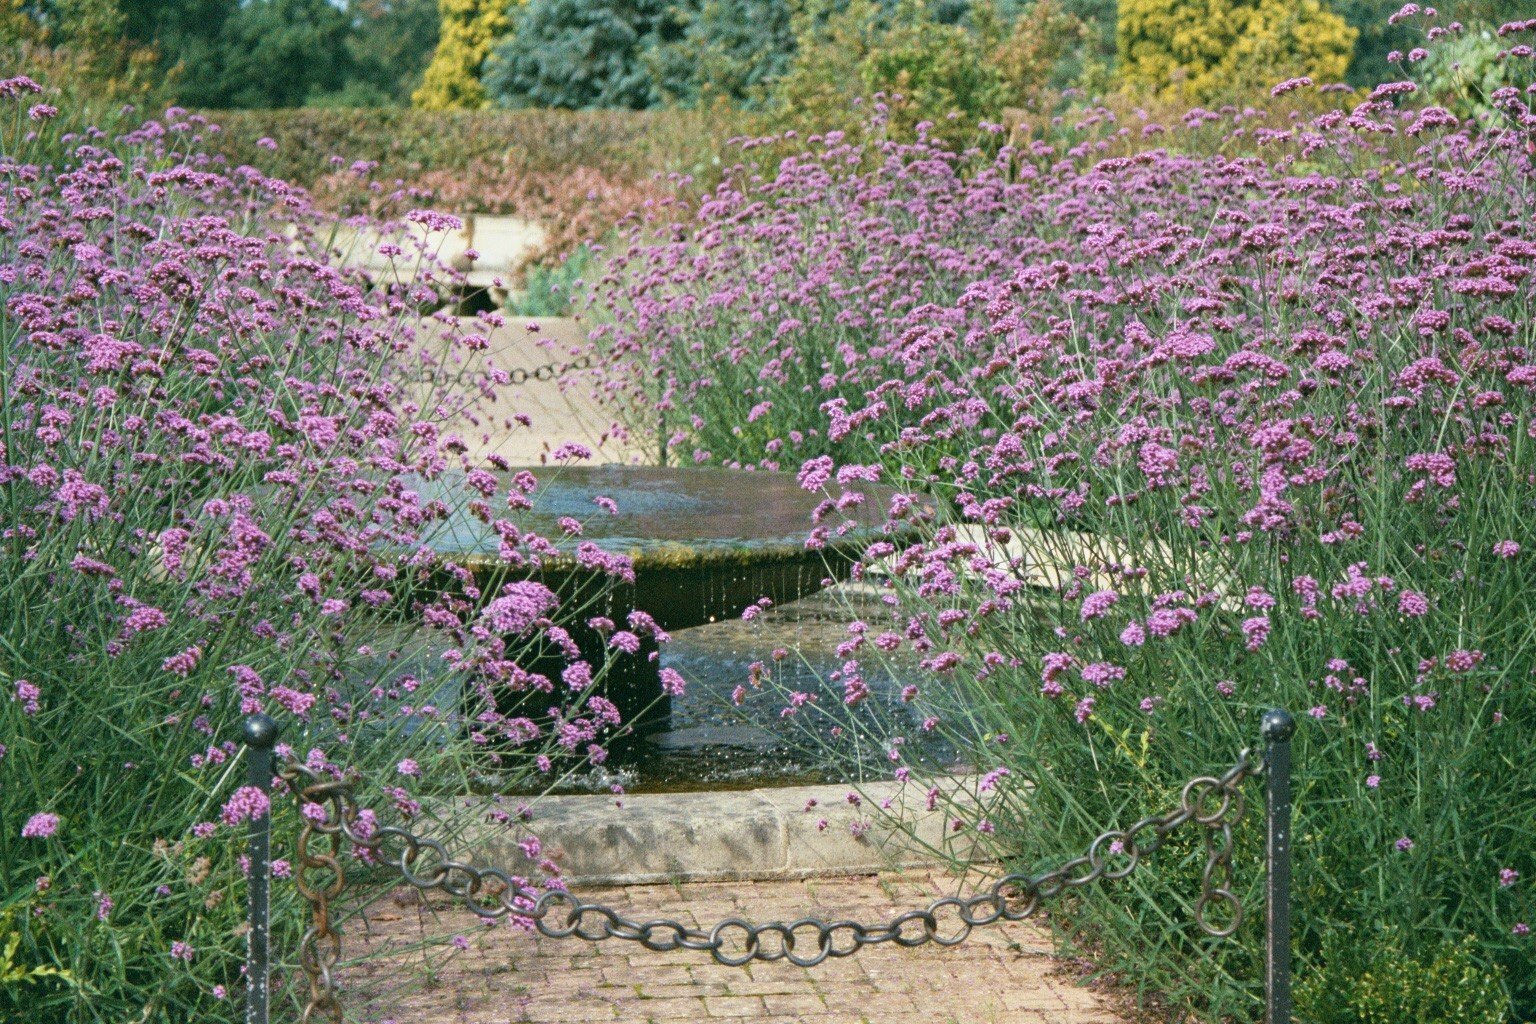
416 465 911 741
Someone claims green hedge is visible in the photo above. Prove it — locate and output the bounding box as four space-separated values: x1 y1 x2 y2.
198 107 733 190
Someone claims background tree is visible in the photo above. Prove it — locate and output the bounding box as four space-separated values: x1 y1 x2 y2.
644 0 797 108
3 0 160 101
1338 0 1533 88
484 0 687 110
1332 0 1416 86
1117 0 1357 103
413 0 510 110
342 0 440 105
157 0 352 108
766 0 1017 148
120 0 232 52
1056 0 1116 87
982 0 1096 112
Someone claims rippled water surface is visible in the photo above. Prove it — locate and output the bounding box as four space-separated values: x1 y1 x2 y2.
548 585 957 795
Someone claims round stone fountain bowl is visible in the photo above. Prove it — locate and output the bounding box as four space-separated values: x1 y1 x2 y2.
415 465 919 736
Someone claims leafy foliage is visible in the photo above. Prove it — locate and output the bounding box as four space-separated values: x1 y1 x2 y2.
484 0 686 110
201 0 353 108
1418 25 1515 121
589 14 1536 1015
0 911 71 996
412 0 509 109
0 84 640 1022
644 0 797 108
509 243 598 316
1332 0 1418 85
763 0 1110 145
483 0 1109 121
1337 2 1536 87
1298 931 1509 1024
122 0 442 108
984 0 1098 113
765 0 1003 147
2 0 160 102
1117 0 1357 102
861 2 1010 130
334 0 441 105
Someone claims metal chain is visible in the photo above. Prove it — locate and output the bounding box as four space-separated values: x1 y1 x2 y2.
504 353 594 386
282 751 1259 1023
418 352 595 387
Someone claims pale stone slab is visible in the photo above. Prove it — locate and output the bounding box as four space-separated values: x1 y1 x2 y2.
447 777 986 886
319 214 548 289
412 314 653 468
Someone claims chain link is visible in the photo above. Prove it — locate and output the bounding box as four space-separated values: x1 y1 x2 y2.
282 751 1260 1022
419 352 595 388
504 352 594 386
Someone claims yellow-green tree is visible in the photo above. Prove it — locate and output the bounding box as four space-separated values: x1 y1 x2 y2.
412 0 511 110
1118 0 1357 104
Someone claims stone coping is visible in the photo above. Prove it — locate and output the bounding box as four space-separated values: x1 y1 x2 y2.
443 777 990 887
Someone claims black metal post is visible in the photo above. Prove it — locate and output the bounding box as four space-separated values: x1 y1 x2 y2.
1261 709 1295 1024
242 713 280 1024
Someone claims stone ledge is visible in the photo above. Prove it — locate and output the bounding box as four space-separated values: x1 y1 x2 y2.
445 778 987 886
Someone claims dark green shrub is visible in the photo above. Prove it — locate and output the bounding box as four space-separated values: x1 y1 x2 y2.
167 0 354 109
1418 26 1514 122
1297 931 1509 1024
860 5 1009 130
342 0 440 105
983 0 1099 113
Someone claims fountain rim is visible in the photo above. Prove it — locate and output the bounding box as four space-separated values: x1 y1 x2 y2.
453 524 921 577
433 464 929 577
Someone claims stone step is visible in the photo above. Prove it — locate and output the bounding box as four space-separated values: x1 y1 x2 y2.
443 777 990 886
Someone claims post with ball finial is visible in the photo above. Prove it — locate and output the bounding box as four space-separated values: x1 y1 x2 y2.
241 713 280 1024
1261 708 1296 1024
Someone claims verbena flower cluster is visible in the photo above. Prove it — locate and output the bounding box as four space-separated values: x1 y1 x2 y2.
0 84 635 1020
591 11 1536 1016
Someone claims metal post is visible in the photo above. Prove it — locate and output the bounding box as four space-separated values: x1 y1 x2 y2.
1260 709 1295 1024
242 713 280 1024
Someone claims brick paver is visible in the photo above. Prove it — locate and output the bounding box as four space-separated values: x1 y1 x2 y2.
339 871 1124 1024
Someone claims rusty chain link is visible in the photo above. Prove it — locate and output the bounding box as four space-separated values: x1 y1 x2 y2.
282 750 1260 1022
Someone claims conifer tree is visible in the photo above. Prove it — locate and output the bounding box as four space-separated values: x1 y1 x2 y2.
413 0 511 110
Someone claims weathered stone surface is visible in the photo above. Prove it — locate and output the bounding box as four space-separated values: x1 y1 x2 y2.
448 778 986 886
321 214 548 292
647 725 780 752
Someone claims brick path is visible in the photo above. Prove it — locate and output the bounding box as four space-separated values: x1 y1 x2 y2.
341 871 1125 1024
